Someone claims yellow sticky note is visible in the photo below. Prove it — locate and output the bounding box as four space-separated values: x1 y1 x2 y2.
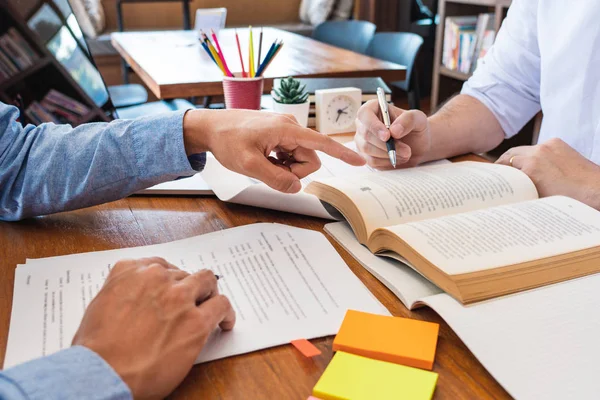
313 352 438 400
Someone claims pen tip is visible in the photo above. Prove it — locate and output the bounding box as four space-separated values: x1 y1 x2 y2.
389 151 397 168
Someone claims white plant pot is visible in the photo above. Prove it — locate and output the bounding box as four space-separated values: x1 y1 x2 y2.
271 99 310 128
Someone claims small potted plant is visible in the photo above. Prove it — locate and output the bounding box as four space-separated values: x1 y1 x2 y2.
271 76 310 127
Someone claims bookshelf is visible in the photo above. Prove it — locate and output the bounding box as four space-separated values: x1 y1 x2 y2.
431 0 511 109
430 0 542 157
0 0 113 125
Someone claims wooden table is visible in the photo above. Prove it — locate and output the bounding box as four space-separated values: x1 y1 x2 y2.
0 154 511 399
111 27 407 99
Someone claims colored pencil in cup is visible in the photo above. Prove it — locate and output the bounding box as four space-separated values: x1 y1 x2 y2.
201 31 226 75
249 26 255 77
234 29 247 78
255 40 277 76
257 27 263 72
256 40 283 77
210 29 233 77
200 41 215 63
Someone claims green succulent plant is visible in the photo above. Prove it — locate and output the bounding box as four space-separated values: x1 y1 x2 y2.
273 76 309 104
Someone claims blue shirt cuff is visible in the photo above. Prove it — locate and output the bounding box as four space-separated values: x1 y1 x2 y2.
1 346 132 400
130 110 201 180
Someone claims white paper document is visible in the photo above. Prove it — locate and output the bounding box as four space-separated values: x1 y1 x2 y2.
137 174 214 195
325 221 600 400
4 224 388 369
201 150 374 219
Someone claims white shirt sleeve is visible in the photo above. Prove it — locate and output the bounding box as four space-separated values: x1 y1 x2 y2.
461 0 541 138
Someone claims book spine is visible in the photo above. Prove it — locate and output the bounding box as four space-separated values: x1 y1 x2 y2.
24 105 43 125
7 28 38 62
0 35 31 69
30 101 60 124
469 14 492 73
40 99 80 124
45 89 91 116
0 38 21 72
0 67 8 84
0 45 18 74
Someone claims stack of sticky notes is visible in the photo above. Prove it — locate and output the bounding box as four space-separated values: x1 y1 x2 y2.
312 310 440 400
313 351 438 400
332 309 439 370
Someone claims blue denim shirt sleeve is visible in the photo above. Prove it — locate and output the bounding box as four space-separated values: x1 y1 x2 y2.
0 346 132 400
0 102 206 221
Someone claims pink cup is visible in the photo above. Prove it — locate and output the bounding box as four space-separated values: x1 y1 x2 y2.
222 76 264 110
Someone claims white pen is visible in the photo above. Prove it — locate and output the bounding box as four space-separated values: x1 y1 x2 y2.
376 87 396 168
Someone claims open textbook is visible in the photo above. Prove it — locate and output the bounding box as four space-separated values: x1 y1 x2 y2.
305 161 600 303
325 221 600 400
201 143 449 219
3 224 387 369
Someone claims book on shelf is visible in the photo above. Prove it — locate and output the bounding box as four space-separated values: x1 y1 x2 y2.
23 90 91 125
25 101 60 125
305 161 600 304
44 89 91 117
443 14 494 74
0 27 39 84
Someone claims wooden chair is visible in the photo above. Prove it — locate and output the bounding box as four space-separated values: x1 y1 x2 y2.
367 32 424 109
312 20 376 54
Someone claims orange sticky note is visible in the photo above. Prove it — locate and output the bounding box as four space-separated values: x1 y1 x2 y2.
291 339 322 358
332 310 439 370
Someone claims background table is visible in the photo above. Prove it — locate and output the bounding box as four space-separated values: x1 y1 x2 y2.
111 28 407 99
0 154 511 399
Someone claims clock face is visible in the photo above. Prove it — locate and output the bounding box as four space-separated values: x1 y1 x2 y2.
326 95 357 129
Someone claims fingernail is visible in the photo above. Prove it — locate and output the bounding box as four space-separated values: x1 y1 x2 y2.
289 180 301 193
377 128 390 141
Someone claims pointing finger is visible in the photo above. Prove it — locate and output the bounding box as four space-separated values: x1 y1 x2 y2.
292 130 366 166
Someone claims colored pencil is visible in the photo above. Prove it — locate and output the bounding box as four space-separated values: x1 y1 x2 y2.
201 32 226 74
234 29 247 78
256 40 277 75
256 40 283 77
249 26 255 77
257 27 263 72
200 41 215 63
210 29 233 77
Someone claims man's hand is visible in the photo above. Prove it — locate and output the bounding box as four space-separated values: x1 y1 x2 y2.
183 109 366 193
355 100 431 169
497 138 600 210
72 257 235 400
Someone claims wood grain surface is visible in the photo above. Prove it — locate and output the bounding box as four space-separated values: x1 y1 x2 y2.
0 154 511 399
111 28 407 99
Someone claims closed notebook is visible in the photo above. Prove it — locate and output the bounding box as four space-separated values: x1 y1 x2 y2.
333 310 439 370
313 351 438 400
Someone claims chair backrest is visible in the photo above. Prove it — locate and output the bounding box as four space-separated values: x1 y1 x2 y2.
367 32 424 87
312 20 376 54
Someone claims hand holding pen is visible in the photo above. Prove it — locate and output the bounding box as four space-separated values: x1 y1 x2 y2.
355 96 431 170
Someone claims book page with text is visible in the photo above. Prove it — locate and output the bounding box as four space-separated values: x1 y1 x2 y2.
387 196 600 275
4 224 387 369
316 161 538 237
